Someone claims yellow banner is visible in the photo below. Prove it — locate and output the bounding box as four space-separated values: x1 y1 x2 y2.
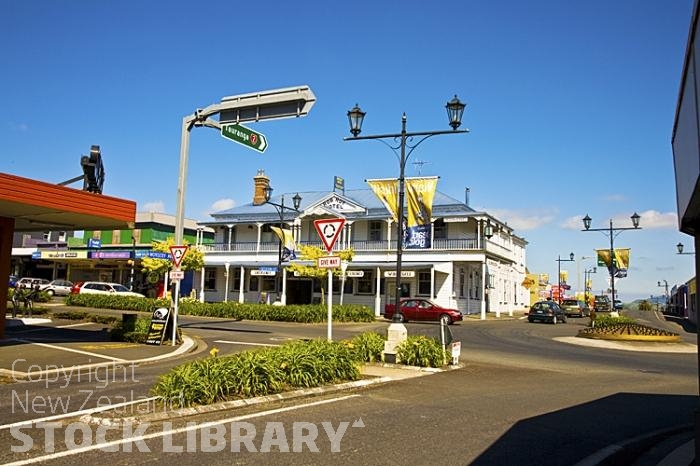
596 248 631 278
270 226 297 261
405 177 438 249
367 178 399 222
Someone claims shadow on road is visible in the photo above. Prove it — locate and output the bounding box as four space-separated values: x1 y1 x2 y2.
471 393 697 466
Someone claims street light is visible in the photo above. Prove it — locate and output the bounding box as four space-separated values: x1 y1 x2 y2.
263 185 302 305
345 96 468 324
581 213 641 307
677 242 696 255
555 252 575 304
172 85 315 345
657 279 669 312
584 266 597 307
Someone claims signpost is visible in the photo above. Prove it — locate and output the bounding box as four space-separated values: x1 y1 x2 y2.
221 124 268 153
168 245 188 345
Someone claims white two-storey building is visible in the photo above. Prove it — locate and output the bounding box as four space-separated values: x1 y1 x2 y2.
195 170 528 317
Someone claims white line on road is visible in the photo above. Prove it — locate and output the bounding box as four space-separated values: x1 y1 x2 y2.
213 340 280 347
6 394 361 465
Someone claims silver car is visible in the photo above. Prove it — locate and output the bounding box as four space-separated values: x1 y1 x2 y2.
40 279 74 297
75 281 145 298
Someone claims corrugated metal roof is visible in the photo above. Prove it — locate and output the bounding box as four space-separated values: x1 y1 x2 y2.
205 188 476 225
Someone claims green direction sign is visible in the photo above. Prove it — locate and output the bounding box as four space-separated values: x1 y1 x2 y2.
221 124 268 153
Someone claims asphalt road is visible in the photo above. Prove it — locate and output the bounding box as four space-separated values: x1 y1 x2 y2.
1 309 697 465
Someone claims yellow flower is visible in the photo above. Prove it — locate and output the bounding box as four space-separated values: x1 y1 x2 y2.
209 347 219 358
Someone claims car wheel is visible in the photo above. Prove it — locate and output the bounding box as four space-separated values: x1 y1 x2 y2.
528 318 534 323
395 313 406 323
46 290 54 297
562 315 567 323
439 314 451 326
552 315 558 325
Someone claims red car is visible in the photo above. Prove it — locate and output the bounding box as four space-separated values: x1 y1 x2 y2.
384 298 463 325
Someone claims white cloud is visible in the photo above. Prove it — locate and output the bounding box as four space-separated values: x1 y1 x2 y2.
141 201 166 213
209 198 236 214
637 210 677 229
488 208 557 231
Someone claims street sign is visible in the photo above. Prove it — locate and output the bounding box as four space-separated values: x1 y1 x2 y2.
346 270 364 277
170 270 185 280
318 256 341 268
221 123 268 153
384 270 415 278
169 245 188 268
314 218 346 252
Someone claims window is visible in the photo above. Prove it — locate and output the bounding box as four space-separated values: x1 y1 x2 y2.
434 219 447 240
368 221 382 241
231 268 242 291
249 276 259 292
417 271 431 296
261 276 276 292
204 268 217 290
459 268 465 298
331 277 354 294
356 270 374 294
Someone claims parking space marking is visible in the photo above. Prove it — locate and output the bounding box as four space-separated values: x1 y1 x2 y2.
214 340 280 347
14 339 127 362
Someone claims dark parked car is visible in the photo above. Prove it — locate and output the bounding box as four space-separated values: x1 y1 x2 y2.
560 299 590 318
594 295 611 312
528 300 567 324
613 300 623 311
384 298 463 325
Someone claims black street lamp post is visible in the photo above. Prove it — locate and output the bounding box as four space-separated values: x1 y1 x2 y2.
582 213 641 307
263 186 301 303
345 96 468 323
555 253 575 304
129 236 136 291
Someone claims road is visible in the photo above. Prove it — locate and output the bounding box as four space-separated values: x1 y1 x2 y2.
1 309 697 465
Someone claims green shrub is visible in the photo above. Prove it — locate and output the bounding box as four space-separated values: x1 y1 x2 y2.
151 339 360 407
396 335 447 368
346 332 385 363
63 294 375 323
593 315 635 328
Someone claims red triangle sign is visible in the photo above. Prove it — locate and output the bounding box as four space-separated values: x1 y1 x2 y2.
314 218 346 253
169 245 188 268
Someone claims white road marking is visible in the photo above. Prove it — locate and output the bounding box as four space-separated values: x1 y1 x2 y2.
213 340 280 347
6 394 361 465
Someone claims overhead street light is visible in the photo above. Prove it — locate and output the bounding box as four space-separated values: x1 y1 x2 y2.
555 252 575 304
263 185 302 305
172 85 316 345
584 266 597 307
581 213 641 307
344 96 468 326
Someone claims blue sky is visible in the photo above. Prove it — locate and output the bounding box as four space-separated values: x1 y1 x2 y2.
1 0 695 301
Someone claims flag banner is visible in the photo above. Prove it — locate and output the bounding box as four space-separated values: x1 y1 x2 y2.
596 248 631 278
334 176 345 194
559 270 569 284
367 178 400 222
271 226 297 262
405 177 438 249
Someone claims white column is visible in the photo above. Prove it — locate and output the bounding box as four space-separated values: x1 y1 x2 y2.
227 225 233 251
374 266 382 316
481 261 487 320
199 267 205 303
238 266 245 303
256 223 262 253
224 262 230 302
281 268 287 305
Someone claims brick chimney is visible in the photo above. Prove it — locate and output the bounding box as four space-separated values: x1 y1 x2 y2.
252 169 270 205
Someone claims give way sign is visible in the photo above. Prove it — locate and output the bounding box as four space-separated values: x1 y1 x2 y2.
314 218 345 253
169 245 188 269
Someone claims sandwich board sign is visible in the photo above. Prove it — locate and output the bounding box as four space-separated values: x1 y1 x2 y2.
169 245 188 268
314 218 345 252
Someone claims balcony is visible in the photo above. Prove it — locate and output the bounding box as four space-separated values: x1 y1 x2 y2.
200 237 482 253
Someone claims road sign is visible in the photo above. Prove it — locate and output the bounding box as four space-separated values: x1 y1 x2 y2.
169 245 188 268
318 256 341 268
170 270 185 280
314 218 346 252
221 123 268 153
346 270 364 277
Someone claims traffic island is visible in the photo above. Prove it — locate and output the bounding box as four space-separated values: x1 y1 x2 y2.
577 323 681 342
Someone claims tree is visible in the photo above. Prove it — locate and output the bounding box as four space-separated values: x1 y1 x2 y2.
287 245 354 305
140 237 205 276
